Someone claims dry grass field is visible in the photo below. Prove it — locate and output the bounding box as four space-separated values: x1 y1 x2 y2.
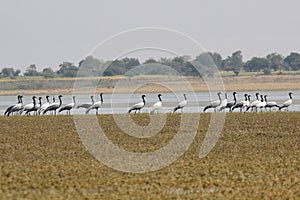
1 113 300 199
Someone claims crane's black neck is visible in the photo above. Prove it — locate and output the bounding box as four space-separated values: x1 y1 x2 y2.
225 93 228 99
100 94 103 103
58 96 62 106
46 96 50 103
39 98 42 107
91 96 94 103
289 93 293 99
142 96 146 103
158 95 162 102
33 97 36 106
233 92 237 103
184 94 187 100
244 94 248 101
260 95 264 102
256 93 259 100
217 93 221 101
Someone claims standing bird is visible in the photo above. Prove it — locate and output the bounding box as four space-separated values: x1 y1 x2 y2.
173 94 187 113
247 93 260 112
279 92 293 111
255 94 267 112
86 93 103 115
43 95 63 115
264 95 279 111
232 94 248 112
4 95 21 116
222 92 237 112
39 95 50 115
23 96 37 116
203 92 222 112
32 97 43 115
7 96 24 116
244 94 251 109
150 94 163 114
59 96 76 115
217 93 228 112
77 96 94 109
128 94 146 114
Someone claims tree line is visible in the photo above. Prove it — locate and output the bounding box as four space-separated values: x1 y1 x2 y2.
1 51 300 78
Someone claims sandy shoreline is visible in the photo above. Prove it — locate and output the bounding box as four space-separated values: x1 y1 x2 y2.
0 74 299 95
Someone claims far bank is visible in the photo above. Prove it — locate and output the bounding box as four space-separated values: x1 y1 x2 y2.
0 74 299 95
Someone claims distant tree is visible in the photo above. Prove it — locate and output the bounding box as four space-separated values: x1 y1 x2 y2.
143 56 195 76
57 62 78 77
24 64 40 76
284 52 300 71
282 62 292 71
143 58 157 64
3 50 299 79
194 53 216 76
103 60 125 76
169 56 188 75
1 68 15 77
231 51 244 70
122 57 140 69
182 55 192 61
209 52 223 70
78 56 103 76
13 69 21 77
195 52 215 67
42 67 55 78
244 57 271 72
110 56 201 77
263 68 272 75
233 67 240 76
221 51 244 75
155 56 197 76
221 56 233 71
158 57 172 65
266 53 284 71
172 56 186 64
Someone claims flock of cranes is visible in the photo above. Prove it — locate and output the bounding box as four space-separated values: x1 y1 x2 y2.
3 92 294 116
203 92 293 113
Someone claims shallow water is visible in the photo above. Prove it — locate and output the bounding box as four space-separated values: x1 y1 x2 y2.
0 90 299 115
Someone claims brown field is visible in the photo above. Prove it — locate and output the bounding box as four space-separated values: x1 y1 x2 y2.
0 74 299 95
1 113 300 199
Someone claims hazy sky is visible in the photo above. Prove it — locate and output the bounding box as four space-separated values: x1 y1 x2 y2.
1 0 300 70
